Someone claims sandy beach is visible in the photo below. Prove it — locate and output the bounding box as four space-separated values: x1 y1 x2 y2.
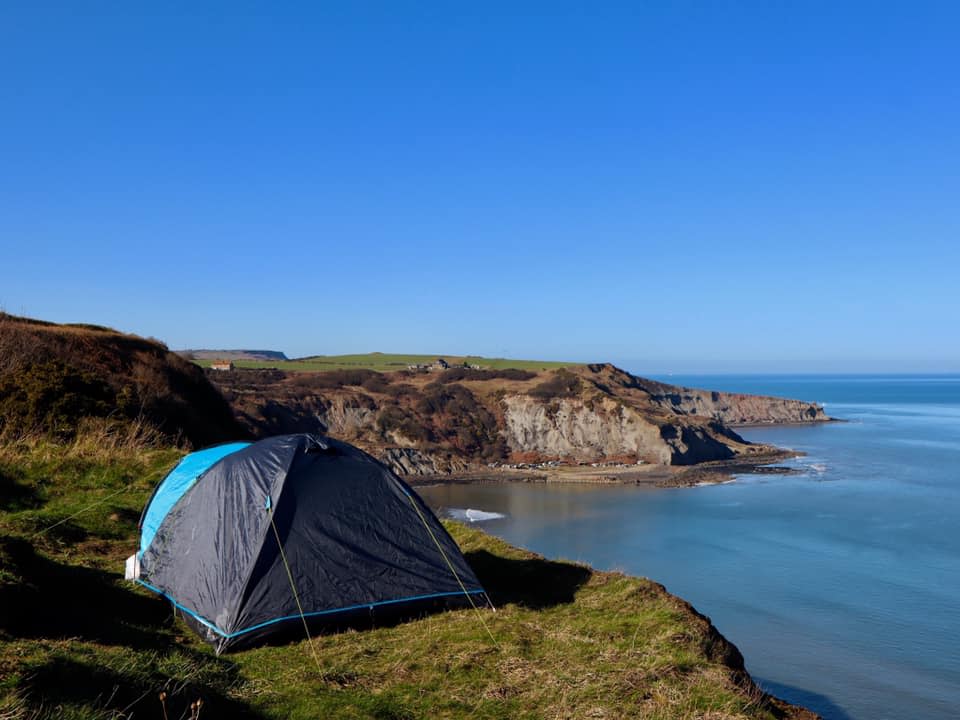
407 447 800 489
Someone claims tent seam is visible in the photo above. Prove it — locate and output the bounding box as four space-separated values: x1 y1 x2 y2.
224 437 308 638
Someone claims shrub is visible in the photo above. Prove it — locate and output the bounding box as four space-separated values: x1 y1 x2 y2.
0 315 248 448
376 406 432 443
295 369 390 392
528 369 582 400
383 383 418 399
434 368 537 384
416 383 505 458
0 361 115 439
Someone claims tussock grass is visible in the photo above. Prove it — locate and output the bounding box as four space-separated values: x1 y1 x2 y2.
0 417 172 465
0 442 806 720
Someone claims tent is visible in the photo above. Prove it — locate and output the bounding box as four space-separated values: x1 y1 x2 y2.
128 433 487 653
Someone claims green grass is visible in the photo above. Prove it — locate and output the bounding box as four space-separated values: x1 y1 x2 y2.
192 352 576 373
0 441 794 720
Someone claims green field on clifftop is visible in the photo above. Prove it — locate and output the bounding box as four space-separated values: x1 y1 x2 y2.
192 352 576 373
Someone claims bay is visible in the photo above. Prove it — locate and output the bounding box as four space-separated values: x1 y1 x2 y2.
418 375 960 720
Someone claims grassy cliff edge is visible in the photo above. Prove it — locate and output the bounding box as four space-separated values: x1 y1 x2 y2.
0 442 816 720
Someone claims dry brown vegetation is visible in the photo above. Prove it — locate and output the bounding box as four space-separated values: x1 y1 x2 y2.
0 313 248 448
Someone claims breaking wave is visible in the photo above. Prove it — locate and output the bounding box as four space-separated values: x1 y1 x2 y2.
446 508 507 523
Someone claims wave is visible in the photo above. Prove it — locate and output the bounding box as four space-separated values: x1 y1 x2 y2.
446 507 507 523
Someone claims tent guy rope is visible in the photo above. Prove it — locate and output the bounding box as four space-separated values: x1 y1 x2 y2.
268 508 325 675
405 492 501 650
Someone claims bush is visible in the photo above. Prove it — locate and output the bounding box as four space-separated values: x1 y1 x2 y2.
376 406 432 443
295 370 390 392
416 383 505 458
434 368 537 384
528 369 582 400
382 383 419 399
0 316 248 448
0 361 115 439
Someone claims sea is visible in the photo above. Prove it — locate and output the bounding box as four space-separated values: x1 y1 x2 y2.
418 375 960 720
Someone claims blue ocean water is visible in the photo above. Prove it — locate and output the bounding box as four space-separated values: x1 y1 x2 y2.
418 375 960 720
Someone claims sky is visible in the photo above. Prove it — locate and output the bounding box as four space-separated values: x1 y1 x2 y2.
1 2 958 373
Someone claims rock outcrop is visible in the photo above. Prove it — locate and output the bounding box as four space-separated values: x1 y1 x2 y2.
579 364 830 425
377 448 470 476
641 382 829 424
499 394 756 465
502 395 673 463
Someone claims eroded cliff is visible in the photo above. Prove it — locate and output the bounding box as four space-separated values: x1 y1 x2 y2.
211 363 830 474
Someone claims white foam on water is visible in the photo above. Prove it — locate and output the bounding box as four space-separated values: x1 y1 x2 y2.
446 507 507 523
694 479 737 487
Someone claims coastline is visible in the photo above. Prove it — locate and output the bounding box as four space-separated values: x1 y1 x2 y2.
731 418 844 428
407 447 802 489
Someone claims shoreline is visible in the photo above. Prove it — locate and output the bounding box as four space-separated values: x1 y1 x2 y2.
731 417 844 428
407 447 803 489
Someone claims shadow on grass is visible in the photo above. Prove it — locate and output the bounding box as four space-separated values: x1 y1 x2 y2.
464 549 592 609
2 535 268 718
23 655 264 720
0 536 169 648
209 550 593 652
0 469 42 511
219 591 491 652
1 534 591 717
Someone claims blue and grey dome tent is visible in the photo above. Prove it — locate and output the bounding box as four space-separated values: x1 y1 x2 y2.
129 433 487 653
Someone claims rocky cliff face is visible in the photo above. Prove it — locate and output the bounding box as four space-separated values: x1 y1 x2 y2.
378 448 470 475
500 392 784 466
210 363 830 474
638 382 829 424
502 395 673 463
579 364 830 425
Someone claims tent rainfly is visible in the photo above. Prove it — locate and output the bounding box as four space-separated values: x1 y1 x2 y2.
128 433 487 653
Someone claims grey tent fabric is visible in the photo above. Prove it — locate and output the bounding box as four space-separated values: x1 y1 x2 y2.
136 434 485 653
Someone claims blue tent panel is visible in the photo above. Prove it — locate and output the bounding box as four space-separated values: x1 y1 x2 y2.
140 442 250 554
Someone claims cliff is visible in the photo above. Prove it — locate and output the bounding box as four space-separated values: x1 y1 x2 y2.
622 375 830 425
0 313 829 473
210 363 830 474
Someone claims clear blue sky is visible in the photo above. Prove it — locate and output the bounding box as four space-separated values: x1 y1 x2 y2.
2 2 957 373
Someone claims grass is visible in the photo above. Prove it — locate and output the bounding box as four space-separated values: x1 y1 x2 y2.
0 440 799 720
191 353 577 373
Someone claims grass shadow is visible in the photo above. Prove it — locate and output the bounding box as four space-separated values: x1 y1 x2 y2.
221 549 592 651
0 469 42 511
221 593 486 652
21 654 265 720
0 536 171 648
464 549 592 609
